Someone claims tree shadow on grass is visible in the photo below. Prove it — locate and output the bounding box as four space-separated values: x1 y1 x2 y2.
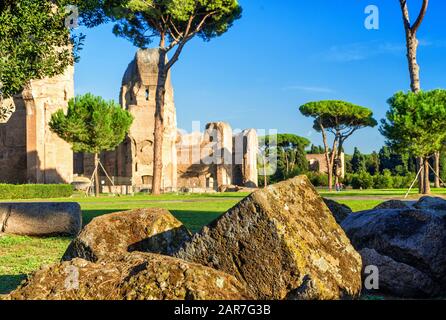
0 274 27 295
170 210 223 233
82 209 127 226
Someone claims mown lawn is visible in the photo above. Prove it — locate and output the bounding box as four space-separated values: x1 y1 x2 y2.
0 193 247 294
1 188 445 295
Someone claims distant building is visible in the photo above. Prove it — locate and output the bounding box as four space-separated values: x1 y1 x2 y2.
306 153 345 178
0 49 258 193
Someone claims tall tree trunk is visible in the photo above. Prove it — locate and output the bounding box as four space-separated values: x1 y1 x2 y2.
262 154 267 188
94 153 100 197
320 125 333 191
400 0 429 193
423 157 431 194
399 0 428 93
434 151 440 188
405 34 421 93
152 49 168 195
417 157 424 194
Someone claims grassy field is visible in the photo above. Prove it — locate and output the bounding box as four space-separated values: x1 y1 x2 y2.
1 188 445 295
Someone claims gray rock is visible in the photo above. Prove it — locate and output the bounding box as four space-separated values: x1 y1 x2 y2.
323 198 352 223
342 208 446 297
360 248 441 298
373 200 411 210
414 196 446 211
0 202 81 237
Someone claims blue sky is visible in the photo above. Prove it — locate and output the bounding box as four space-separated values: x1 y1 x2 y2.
74 0 446 154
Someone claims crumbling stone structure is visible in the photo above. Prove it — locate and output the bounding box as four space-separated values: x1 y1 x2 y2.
75 49 178 191
76 49 258 193
0 48 258 192
0 67 74 184
177 122 258 192
306 153 345 178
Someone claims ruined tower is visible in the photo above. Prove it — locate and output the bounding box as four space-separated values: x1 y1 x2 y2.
89 49 178 191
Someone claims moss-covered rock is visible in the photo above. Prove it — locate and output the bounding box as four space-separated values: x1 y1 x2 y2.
175 176 362 300
7 252 251 300
62 208 191 262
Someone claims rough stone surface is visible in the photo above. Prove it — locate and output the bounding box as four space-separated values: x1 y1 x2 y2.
62 208 191 262
360 248 441 298
414 196 446 211
175 176 363 300
0 202 81 237
373 200 411 210
341 204 446 297
323 198 352 224
233 129 259 188
7 252 251 300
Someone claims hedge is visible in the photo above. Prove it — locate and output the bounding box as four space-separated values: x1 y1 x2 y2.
0 184 74 200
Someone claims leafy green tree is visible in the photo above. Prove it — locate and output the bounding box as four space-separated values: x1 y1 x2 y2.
366 151 380 175
309 144 325 154
299 100 377 191
378 146 412 175
380 90 446 194
397 0 430 191
0 0 79 121
259 134 310 183
49 93 133 196
351 147 366 173
82 0 242 194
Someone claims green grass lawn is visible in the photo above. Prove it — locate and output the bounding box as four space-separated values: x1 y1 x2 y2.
1 188 445 295
0 192 248 294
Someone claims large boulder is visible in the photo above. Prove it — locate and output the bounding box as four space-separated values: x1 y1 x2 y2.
62 208 191 262
360 248 441 298
175 176 363 300
323 198 352 224
7 252 251 300
414 196 446 211
373 200 411 210
341 206 446 298
0 202 81 237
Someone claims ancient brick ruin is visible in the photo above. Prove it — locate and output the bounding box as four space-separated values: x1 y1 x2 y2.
78 49 259 193
0 49 258 192
0 67 74 184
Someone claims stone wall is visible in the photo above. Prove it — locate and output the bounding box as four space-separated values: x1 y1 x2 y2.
0 97 27 183
0 67 74 184
177 123 259 192
233 129 258 188
306 153 345 178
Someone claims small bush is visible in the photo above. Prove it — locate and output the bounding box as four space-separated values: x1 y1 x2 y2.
0 184 73 200
305 172 329 187
351 171 374 189
373 169 394 189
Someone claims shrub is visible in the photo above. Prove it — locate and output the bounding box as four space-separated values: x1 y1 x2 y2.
0 184 73 200
373 169 394 189
305 172 329 187
351 171 374 189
